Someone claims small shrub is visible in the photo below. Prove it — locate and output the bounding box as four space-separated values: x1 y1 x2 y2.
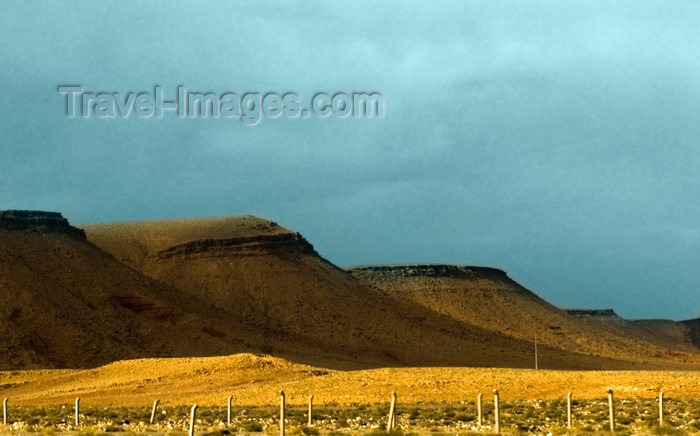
243 421 264 432
204 430 232 436
618 414 634 425
455 413 474 422
299 425 320 435
651 425 687 435
366 430 404 436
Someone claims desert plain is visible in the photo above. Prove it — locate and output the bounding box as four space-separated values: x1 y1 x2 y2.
0 210 699 434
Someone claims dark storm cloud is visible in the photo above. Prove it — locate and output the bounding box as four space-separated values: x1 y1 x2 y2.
1 1 699 319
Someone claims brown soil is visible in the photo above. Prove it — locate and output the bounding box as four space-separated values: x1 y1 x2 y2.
0 353 698 407
347 265 700 365
82 216 699 371
0 213 251 369
0 210 698 373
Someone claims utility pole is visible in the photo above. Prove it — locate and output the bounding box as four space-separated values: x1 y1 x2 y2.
534 332 538 370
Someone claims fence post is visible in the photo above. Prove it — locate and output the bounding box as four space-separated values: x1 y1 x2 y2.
280 390 286 436
150 399 159 424
308 395 313 427
228 396 232 426
477 393 482 426
659 391 664 427
189 404 198 436
607 389 615 432
493 390 500 434
387 391 397 431
567 392 572 429
3 398 6 425
75 397 80 427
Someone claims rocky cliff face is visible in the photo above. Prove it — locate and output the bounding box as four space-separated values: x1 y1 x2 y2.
0 210 86 239
567 309 618 317
348 264 509 279
156 232 318 259
681 318 700 349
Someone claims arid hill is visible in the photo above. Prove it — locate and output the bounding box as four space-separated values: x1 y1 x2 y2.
0 210 697 370
565 309 699 354
347 265 700 366
81 217 568 370
82 215 699 370
0 211 260 369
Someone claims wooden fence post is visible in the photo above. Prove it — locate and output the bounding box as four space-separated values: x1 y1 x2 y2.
659 391 664 427
477 393 483 426
189 404 198 436
387 391 397 431
567 392 572 429
228 395 232 426
75 397 80 427
493 390 500 434
150 399 159 424
308 395 313 427
3 398 7 425
280 390 286 436
607 389 615 432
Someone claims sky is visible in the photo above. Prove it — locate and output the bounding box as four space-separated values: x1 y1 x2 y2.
1 1 699 320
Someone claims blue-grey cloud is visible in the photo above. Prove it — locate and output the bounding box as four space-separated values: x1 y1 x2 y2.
1 0 699 319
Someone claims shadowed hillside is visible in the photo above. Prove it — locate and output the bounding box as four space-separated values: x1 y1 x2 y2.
82 216 700 370
347 265 700 366
81 217 560 369
679 318 700 350
0 210 696 370
566 309 699 355
0 211 259 369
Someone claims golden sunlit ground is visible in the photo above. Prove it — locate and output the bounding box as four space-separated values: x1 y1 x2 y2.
1 354 699 406
0 354 699 434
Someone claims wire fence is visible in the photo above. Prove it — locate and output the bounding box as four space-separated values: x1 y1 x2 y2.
1 390 700 434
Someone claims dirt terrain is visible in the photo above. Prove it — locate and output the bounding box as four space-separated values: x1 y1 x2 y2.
81 215 700 371
0 210 699 373
0 210 699 434
1 353 699 407
348 265 700 364
0 211 253 369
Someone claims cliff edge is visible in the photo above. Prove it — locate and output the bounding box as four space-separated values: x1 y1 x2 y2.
0 210 85 239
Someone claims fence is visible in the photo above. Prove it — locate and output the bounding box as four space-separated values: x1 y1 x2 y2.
0 389 695 434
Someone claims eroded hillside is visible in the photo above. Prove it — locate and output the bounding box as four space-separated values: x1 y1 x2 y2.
0 210 696 370
347 265 700 366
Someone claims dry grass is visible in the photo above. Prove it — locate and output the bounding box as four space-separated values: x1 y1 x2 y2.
0 354 699 434
0 398 700 434
1 354 699 408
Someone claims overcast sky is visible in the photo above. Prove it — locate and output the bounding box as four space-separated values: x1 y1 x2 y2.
2 1 699 320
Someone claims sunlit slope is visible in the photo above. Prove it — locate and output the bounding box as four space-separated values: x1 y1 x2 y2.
80 215 291 270
568 310 699 355
3 210 694 372
347 265 700 365
1 353 699 407
0 211 258 369
82 216 650 370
